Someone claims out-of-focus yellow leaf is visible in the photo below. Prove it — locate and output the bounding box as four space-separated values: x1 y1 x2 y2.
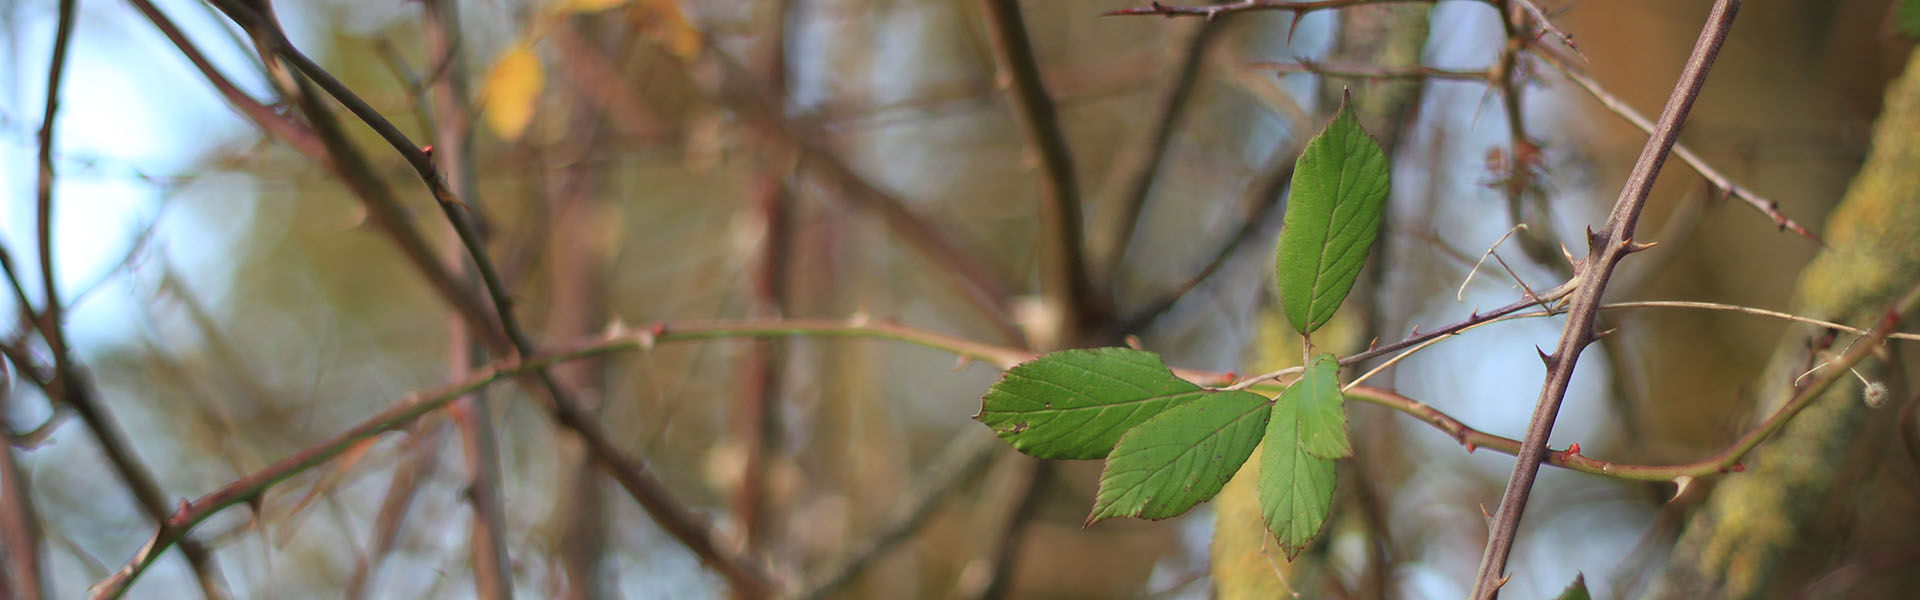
479 43 544 141
1212 308 1311 597
631 0 701 61
554 0 632 13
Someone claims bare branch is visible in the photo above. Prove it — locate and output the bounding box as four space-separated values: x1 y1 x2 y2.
1533 49 1822 244
1108 0 1441 19
980 0 1106 332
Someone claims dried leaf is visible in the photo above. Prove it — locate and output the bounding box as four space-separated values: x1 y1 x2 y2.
555 0 633 13
479 43 544 140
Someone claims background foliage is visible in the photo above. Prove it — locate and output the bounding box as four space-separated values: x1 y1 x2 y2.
1 0 1917 598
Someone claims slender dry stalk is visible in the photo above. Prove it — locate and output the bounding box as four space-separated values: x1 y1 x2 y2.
421 1 514 597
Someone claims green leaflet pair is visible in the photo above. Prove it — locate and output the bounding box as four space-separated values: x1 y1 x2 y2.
977 94 1388 557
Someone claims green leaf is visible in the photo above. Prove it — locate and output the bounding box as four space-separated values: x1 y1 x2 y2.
1899 0 1920 39
1288 353 1350 459
1550 574 1591 600
1088 391 1270 525
1258 380 1339 559
1275 92 1391 335
976 348 1210 460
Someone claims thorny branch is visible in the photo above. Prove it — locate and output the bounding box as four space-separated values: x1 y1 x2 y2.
29 2 232 598
88 286 1920 597
1109 0 1441 19
1472 1 1741 597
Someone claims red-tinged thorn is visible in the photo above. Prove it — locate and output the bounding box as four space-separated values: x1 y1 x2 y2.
1465 441 1477 453
1567 442 1582 456
648 322 668 337
1729 463 1746 473
421 145 434 157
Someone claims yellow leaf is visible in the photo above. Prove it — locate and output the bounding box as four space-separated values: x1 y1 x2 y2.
631 0 701 61
479 43 544 141
554 0 632 13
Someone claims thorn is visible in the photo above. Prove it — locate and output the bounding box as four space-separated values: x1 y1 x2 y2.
1585 226 1600 248
1670 475 1694 502
602 318 629 338
1367 337 1380 351
1479 503 1495 528
421 144 434 157
1465 441 1477 453
1623 238 1658 254
1566 442 1581 456
644 322 665 350
1124 335 1144 350
1728 463 1746 473
1594 326 1619 340
1409 323 1423 337
1536 346 1554 366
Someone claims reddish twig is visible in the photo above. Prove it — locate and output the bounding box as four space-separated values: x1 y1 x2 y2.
1471 1 1742 596
32 3 232 598
419 2 513 597
1107 0 1440 19
1534 48 1822 244
1250 59 1487 81
0 375 44 600
121 0 323 159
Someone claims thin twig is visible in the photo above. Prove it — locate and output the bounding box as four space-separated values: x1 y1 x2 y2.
1534 49 1822 244
1099 18 1225 279
0 371 44 600
1116 98 1317 335
1107 0 1442 19
1471 2 1741 597
786 431 1002 600
1250 60 1487 81
733 0 798 559
420 1 513 597
88 316 1022 597
32 3 232 598
980 0 1106 331
685 32 1027 346
121 0 323 159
